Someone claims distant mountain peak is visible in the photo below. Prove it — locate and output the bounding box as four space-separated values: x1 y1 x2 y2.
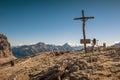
114 42 120 46
36 42 45 45
64 42 69 45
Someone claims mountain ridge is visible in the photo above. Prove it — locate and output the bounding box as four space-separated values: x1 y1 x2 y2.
12 42 83 57
114 42 120 46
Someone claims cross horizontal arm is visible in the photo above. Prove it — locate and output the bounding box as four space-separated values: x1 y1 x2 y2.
84 17 94 19
74 18 81 20
74 17 94 20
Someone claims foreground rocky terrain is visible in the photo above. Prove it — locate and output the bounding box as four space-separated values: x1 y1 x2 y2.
0 49 120 80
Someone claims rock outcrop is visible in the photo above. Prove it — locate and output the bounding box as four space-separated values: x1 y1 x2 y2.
0 33 16 64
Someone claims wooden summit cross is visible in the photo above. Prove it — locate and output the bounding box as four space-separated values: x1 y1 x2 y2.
74 10 94 53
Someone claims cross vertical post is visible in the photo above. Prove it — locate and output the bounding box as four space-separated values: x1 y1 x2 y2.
74 10 94 53
82 15 86 53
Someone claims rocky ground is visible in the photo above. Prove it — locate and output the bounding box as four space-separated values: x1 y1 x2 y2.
0 50 120 80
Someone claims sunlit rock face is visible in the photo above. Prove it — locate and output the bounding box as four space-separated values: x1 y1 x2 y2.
0 33 16 64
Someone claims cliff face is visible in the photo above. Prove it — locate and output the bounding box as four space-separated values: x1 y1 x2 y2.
0 33 16 64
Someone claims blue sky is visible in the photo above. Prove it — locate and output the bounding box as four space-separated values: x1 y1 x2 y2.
0 0 120 46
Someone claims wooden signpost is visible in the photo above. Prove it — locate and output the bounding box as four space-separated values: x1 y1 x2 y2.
80 39 91 44
74 10 94 53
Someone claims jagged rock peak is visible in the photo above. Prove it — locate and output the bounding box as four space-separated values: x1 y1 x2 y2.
0 33 7 40
0 33 16 64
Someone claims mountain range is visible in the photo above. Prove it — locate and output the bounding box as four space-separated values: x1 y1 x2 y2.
114 42 120 46
12 42 83 58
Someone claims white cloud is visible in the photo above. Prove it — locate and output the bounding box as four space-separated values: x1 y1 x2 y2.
10 42 36 46
114 41 120 44
66 41 81 47
10 41 82 47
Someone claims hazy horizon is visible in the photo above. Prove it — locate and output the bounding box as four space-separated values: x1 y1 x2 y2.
1 0 120 46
